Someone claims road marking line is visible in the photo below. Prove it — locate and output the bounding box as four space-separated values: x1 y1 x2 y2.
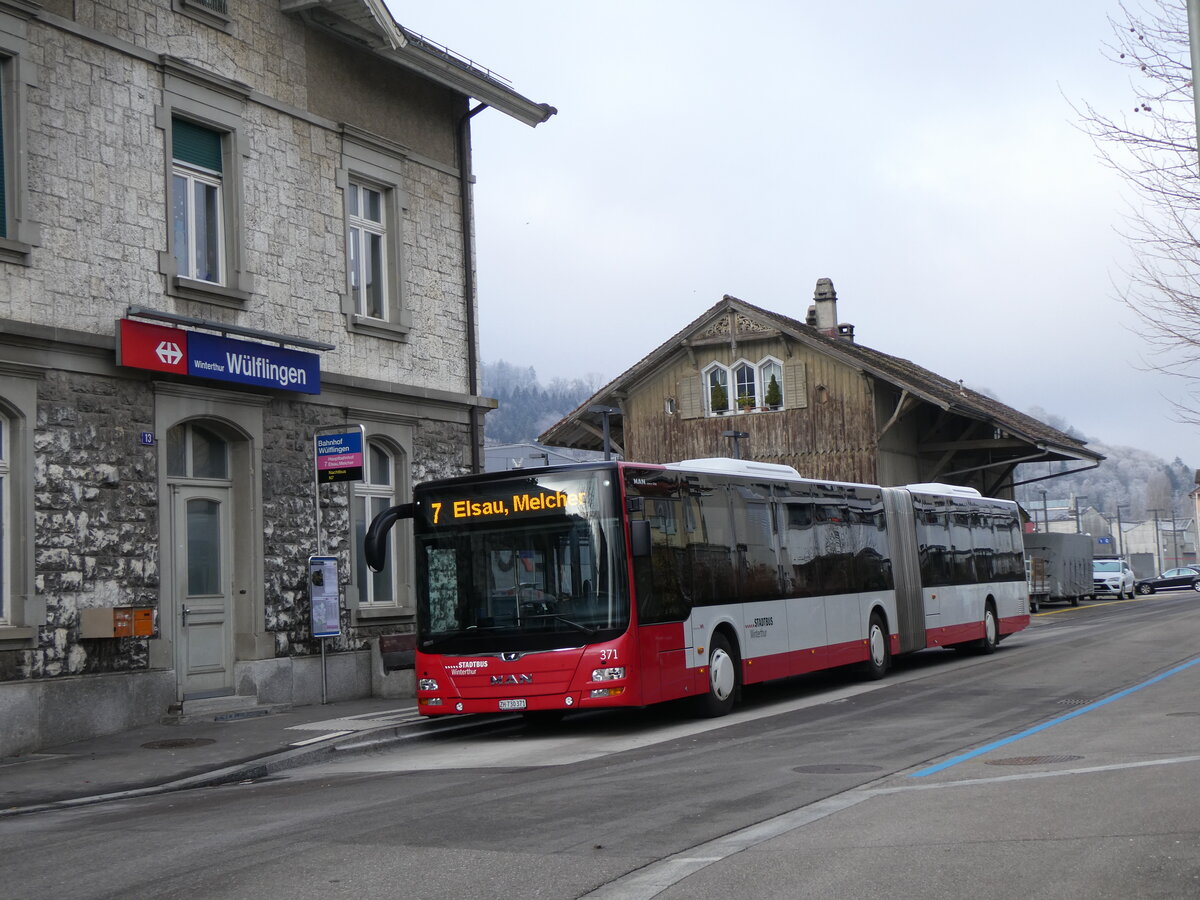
288 730 354 747
910 655 1200 777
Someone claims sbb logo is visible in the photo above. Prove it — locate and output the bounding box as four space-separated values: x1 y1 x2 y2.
156 341 183 366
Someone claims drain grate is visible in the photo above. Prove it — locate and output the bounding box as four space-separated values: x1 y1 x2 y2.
1056 698 1092 706
141 738 216 750
986 754 1082 766
793 764 883 775
1167 711 1200 717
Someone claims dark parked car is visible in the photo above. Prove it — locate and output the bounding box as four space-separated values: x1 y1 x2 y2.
1134 566 1200 595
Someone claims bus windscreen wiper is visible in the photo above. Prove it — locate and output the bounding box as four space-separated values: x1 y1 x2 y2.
523 614 596 635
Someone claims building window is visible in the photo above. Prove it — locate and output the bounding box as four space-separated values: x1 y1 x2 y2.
172 119 224 285
157 66 250 305
347 181 387 320
734 362 757 410
354 442 399 606
762 359 783 408
0 413 7 623
172 0 233 31
1 60 7 242
705 364 730 414
166 421 230 479
0 32 42 264
702 358 787 417
337 137 412 340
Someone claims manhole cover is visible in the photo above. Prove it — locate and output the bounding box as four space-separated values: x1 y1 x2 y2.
793 764 883 775
141 738 216 750
985 754 1082 766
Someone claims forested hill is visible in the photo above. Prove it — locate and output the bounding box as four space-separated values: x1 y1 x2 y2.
481 365 1193 516
481 361 601 446
1013 410 1194 519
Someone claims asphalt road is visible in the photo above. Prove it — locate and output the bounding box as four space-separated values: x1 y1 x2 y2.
3 594 1198 899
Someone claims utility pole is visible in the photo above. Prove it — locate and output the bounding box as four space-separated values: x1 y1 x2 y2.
1040 490 1049 533
1115 504 1125 558
1151 508 1163 574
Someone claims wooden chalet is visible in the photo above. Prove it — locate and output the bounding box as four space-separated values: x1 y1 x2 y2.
538 280 1102 497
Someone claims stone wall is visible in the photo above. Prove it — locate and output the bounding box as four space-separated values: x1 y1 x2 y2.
19 370 159 679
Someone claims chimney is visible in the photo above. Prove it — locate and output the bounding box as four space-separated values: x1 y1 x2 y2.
807 277 853 339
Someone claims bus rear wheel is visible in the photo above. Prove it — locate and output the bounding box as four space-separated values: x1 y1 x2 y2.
861 613 890 680
978 603 998 654
695 633 738 718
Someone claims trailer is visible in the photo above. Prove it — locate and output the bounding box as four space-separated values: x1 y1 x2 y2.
1022 532 1093 612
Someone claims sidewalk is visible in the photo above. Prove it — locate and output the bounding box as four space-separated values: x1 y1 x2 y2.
0 696 421 817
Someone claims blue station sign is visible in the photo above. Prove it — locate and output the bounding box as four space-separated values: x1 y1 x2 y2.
119 319 320 394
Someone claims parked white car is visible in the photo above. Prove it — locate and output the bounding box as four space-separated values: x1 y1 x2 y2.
1092 558 1135 599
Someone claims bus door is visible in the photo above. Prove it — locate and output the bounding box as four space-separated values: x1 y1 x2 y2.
882 488 927 653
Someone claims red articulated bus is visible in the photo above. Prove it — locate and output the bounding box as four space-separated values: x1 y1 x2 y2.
364 457 1029 719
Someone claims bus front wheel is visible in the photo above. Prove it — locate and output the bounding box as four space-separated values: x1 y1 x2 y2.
696 634 738 718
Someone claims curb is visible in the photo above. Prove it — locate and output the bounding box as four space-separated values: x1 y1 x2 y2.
0 713 512 818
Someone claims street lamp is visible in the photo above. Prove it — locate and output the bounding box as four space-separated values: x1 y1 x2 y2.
587 405 619 461
721 430 749 459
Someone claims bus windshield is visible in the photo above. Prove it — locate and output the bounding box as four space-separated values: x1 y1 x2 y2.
414 469 630 654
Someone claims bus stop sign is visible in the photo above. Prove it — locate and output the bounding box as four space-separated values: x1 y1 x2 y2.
315 426 364 483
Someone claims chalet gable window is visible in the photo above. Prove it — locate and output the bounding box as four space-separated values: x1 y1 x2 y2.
701 357 787 416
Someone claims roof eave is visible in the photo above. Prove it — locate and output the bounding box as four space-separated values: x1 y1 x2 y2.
282 0 557 127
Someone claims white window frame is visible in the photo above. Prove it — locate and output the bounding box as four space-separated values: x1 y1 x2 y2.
156 64 252 307
760 357 784 408
733 360 758 411
346 180 389 321
349 422 414 622
356 441 399 607
704 363 730 415
338 131 412 340
172 161 225 286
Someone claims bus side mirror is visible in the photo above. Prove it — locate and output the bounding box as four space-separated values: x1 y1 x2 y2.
364 503 414 572
630 520 651 558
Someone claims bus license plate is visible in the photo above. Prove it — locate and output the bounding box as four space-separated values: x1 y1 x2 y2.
498 699 527 710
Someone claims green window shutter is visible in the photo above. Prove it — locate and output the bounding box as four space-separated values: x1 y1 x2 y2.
172 118 223 173
1 67 7 240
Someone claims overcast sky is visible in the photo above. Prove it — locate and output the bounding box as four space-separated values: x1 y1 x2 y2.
387 1 1199 466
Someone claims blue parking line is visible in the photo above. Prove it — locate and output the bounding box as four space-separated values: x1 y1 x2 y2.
911 656 1200 777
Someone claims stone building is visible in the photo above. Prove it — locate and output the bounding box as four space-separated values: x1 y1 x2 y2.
0 0 553 755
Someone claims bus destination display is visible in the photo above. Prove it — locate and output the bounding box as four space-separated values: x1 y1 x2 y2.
423 487 589 525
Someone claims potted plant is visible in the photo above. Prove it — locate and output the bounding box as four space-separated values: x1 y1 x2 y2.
737 392 755 412
765 375 782 410
710 383 729 414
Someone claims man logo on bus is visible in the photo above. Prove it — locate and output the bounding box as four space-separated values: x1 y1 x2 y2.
490 674 533 685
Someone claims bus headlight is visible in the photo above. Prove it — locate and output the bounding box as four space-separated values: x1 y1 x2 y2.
591 666 626 682
418 678 439 691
